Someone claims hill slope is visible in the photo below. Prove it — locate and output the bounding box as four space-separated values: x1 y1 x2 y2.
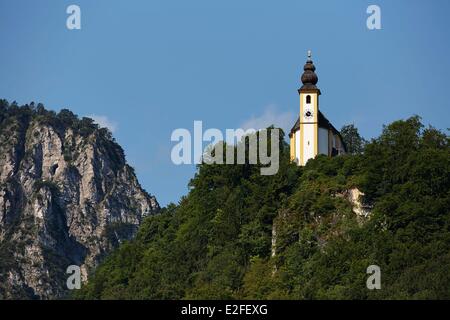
79 116 449 299
0 100 160 299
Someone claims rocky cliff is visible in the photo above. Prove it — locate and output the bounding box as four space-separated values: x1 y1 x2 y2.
0 101 159 299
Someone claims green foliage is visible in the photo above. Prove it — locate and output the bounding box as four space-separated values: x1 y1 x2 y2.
77 117 450 300
340 124 366 154
104 222 138 246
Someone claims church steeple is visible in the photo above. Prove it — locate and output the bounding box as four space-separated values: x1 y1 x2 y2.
299 50 320 94
296 51 321 165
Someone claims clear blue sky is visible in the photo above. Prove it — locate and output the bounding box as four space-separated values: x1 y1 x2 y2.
1 0 449 206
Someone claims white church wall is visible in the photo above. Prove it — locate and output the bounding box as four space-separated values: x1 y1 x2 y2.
303 124 315 164
318 128 329 155
295 130 301 162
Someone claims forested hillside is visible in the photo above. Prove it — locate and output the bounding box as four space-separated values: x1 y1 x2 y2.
77 116 450 299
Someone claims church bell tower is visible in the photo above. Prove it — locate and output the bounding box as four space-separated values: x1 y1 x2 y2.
298 51 320 166
289 51 347 165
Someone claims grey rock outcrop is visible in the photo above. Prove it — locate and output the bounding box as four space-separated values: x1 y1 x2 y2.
0 104 159 299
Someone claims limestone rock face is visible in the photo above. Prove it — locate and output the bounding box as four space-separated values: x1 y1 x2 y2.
346 188 372 218
0 106 159 299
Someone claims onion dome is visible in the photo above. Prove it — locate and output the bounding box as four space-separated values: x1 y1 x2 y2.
299 50 320 92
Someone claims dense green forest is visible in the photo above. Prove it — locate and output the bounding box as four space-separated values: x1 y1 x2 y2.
76 116 450 299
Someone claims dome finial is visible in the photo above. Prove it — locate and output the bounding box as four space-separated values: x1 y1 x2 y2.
307 50 312 61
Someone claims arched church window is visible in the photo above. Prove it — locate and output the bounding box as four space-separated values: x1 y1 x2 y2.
306 95 311 104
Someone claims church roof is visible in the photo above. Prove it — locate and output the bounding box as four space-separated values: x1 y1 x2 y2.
318 111 340 136
288 110 347 152
290 117 300 134
289 110 334 133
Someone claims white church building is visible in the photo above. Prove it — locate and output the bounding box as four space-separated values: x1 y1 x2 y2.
289 52 347 165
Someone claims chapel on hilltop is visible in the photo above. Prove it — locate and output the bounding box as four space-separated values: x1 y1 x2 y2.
289 51 347 166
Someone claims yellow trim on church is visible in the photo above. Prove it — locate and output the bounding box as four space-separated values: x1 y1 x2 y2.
314 94 318 156
290 133 295 161
299 94 304 165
